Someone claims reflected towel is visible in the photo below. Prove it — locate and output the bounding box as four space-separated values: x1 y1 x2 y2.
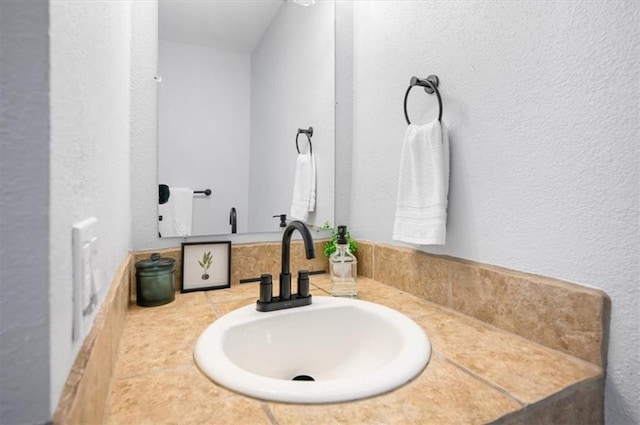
159 187 193 237
290 153 316 221
393 120 449 245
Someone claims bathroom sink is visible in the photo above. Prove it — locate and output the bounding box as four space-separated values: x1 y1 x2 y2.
194 296 431 403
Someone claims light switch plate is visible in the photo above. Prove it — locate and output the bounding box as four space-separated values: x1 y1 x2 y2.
72 217 98 341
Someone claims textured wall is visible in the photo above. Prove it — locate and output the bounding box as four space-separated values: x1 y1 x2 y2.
349 1 639 423
130 1 172 251
49 0 133 414
0 1 51 423
334 1 354 228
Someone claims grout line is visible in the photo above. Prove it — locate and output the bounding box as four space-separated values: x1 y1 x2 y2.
114 362 195 382
410 311 441 321
261 404 281 425
438 354 528 407
204 291 223 317
437 304 603 372
310 282 331 295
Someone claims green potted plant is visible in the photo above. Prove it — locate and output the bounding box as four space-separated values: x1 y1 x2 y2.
322 223 358 258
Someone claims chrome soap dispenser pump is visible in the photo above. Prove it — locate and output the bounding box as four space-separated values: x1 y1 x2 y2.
330 225 358 298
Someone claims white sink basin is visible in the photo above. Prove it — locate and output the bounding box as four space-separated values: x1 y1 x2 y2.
194 296 431 403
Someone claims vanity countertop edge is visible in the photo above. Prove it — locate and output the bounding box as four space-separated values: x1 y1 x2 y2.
104 275 603 425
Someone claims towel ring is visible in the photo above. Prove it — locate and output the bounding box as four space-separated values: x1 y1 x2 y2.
296 127 313 155
403 75 442 124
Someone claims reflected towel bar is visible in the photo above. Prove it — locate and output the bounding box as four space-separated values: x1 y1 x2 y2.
296 127 313 155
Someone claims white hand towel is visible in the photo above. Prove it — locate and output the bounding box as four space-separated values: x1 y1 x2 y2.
158 187 194 237
290 153 315 221
393 120 450 245
309 154 317 212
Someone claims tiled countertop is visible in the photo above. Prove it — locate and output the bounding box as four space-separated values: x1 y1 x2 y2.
105 276 602 424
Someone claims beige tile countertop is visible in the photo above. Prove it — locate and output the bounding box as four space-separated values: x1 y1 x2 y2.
105 276 602 425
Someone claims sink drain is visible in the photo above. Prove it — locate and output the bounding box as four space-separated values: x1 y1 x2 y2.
292 375 315 382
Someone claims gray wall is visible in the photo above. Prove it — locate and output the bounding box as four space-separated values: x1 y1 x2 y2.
334 1 353 228
0 1 51 423
158 40 251 235
49 0 133 410
249 0 335 232
349 2 639 424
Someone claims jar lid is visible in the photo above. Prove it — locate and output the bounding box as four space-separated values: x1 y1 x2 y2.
135 253 175 271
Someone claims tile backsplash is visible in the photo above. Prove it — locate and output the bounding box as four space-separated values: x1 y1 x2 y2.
132 240 330 296
357 242 610 368
134 240 609 367
53 254 131 424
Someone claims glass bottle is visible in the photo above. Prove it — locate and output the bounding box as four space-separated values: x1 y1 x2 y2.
330 225 358 297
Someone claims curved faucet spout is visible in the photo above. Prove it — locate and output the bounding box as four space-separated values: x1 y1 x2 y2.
279 221 315 300
281 220 315 275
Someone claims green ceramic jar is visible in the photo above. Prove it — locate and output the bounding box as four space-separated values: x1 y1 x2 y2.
135 253 176 307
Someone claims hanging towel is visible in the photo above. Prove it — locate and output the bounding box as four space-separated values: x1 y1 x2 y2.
393 120 450 245
290 152 316 221
159 187 194 237
309 154 317 212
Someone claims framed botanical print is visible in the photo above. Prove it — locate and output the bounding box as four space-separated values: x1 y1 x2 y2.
181 241 231 292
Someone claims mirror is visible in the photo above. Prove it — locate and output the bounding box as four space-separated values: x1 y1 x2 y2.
157 0 335 237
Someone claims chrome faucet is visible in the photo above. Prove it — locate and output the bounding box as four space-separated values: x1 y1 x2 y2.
256 220 316 312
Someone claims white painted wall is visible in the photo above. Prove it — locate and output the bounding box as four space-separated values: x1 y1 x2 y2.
131 1 336 249
49 0 133 415
158 40 250 235
131 0 159 248
350 2 639 423
0 1 51 423
1 1 295 422
133 3 270 251
334 1 354 228
249 0 335 232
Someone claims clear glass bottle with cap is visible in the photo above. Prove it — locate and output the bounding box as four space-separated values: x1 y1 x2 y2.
329 225 357 297
135 253 176 306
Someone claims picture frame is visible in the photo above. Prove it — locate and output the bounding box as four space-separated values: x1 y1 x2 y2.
181 241 231 292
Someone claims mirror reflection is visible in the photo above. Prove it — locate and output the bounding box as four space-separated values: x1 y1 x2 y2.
157 0 335 237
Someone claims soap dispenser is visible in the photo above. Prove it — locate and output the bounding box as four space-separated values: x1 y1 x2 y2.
329 225 358 297
273 214 287 232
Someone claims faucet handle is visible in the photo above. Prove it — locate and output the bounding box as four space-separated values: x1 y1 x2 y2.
259 274 273 303
297 270 310 298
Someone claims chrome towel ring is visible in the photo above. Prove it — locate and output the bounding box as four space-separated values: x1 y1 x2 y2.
296 127 313 155
403 75 442 124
